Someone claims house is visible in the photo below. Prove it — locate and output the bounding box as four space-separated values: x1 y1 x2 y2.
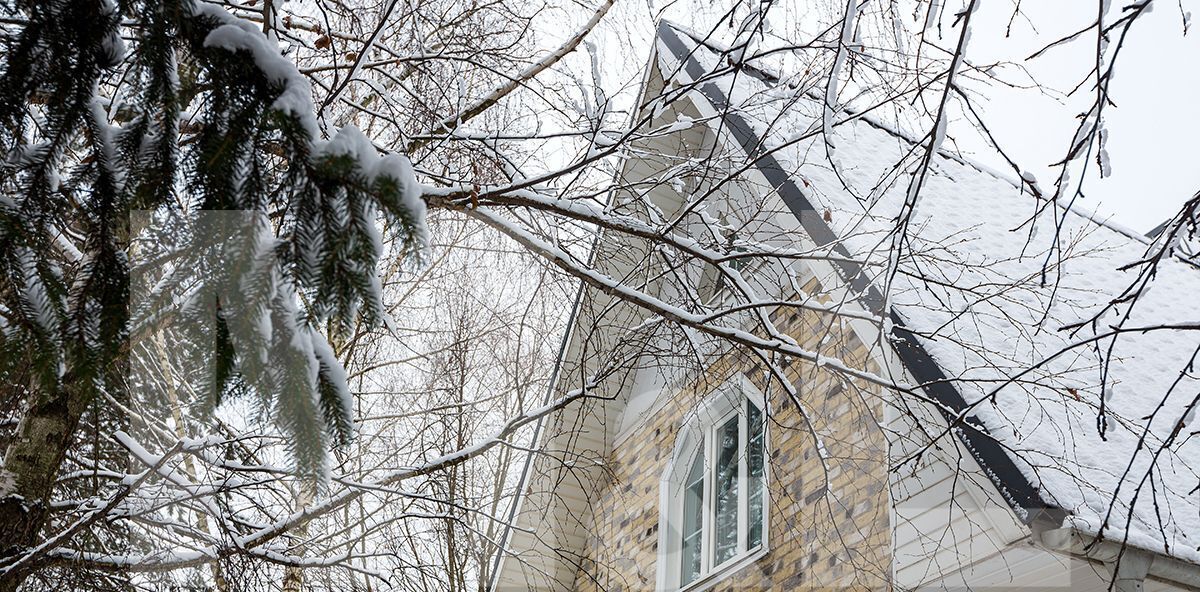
489 21 1200 592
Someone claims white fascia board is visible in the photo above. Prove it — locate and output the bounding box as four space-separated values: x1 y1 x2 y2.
1036 527 1200 591
489 37 681 592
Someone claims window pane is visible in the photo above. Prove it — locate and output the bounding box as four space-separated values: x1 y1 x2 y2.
713 416 739 566
680 449 704 585
747 401 765 549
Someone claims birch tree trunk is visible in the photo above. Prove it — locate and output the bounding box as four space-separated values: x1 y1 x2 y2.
0 379 87 592
156 335 230 592
281 482 316 591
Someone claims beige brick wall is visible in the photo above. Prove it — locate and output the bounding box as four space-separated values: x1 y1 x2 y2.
572 284 891 591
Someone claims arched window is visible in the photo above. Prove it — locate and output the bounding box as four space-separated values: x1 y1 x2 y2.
658 380 767 591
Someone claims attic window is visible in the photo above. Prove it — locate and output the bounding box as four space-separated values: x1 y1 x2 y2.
658 381 767 590
697 231 750 305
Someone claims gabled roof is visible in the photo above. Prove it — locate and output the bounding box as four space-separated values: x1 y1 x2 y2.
490 23 1200 591
653 20 1200 564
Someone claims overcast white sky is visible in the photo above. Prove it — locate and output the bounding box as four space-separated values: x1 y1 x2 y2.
959 0 1200 234
591 0 1198 234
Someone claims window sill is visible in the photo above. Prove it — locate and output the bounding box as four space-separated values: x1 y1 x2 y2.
677 545 769 592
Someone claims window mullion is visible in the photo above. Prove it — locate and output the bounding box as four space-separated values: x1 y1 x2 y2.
702 423 714 576
737 406 748 554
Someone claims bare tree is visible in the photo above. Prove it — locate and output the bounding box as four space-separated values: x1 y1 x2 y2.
1 0 1196 590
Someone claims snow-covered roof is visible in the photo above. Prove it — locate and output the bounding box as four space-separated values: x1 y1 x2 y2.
655 21 1200 564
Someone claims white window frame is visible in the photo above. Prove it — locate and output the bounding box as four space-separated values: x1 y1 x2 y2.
657 378 769 592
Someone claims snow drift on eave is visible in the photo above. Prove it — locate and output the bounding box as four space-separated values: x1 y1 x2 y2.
654 22 1200 563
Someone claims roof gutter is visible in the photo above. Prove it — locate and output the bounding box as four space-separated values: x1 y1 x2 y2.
1034 526 1200 591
